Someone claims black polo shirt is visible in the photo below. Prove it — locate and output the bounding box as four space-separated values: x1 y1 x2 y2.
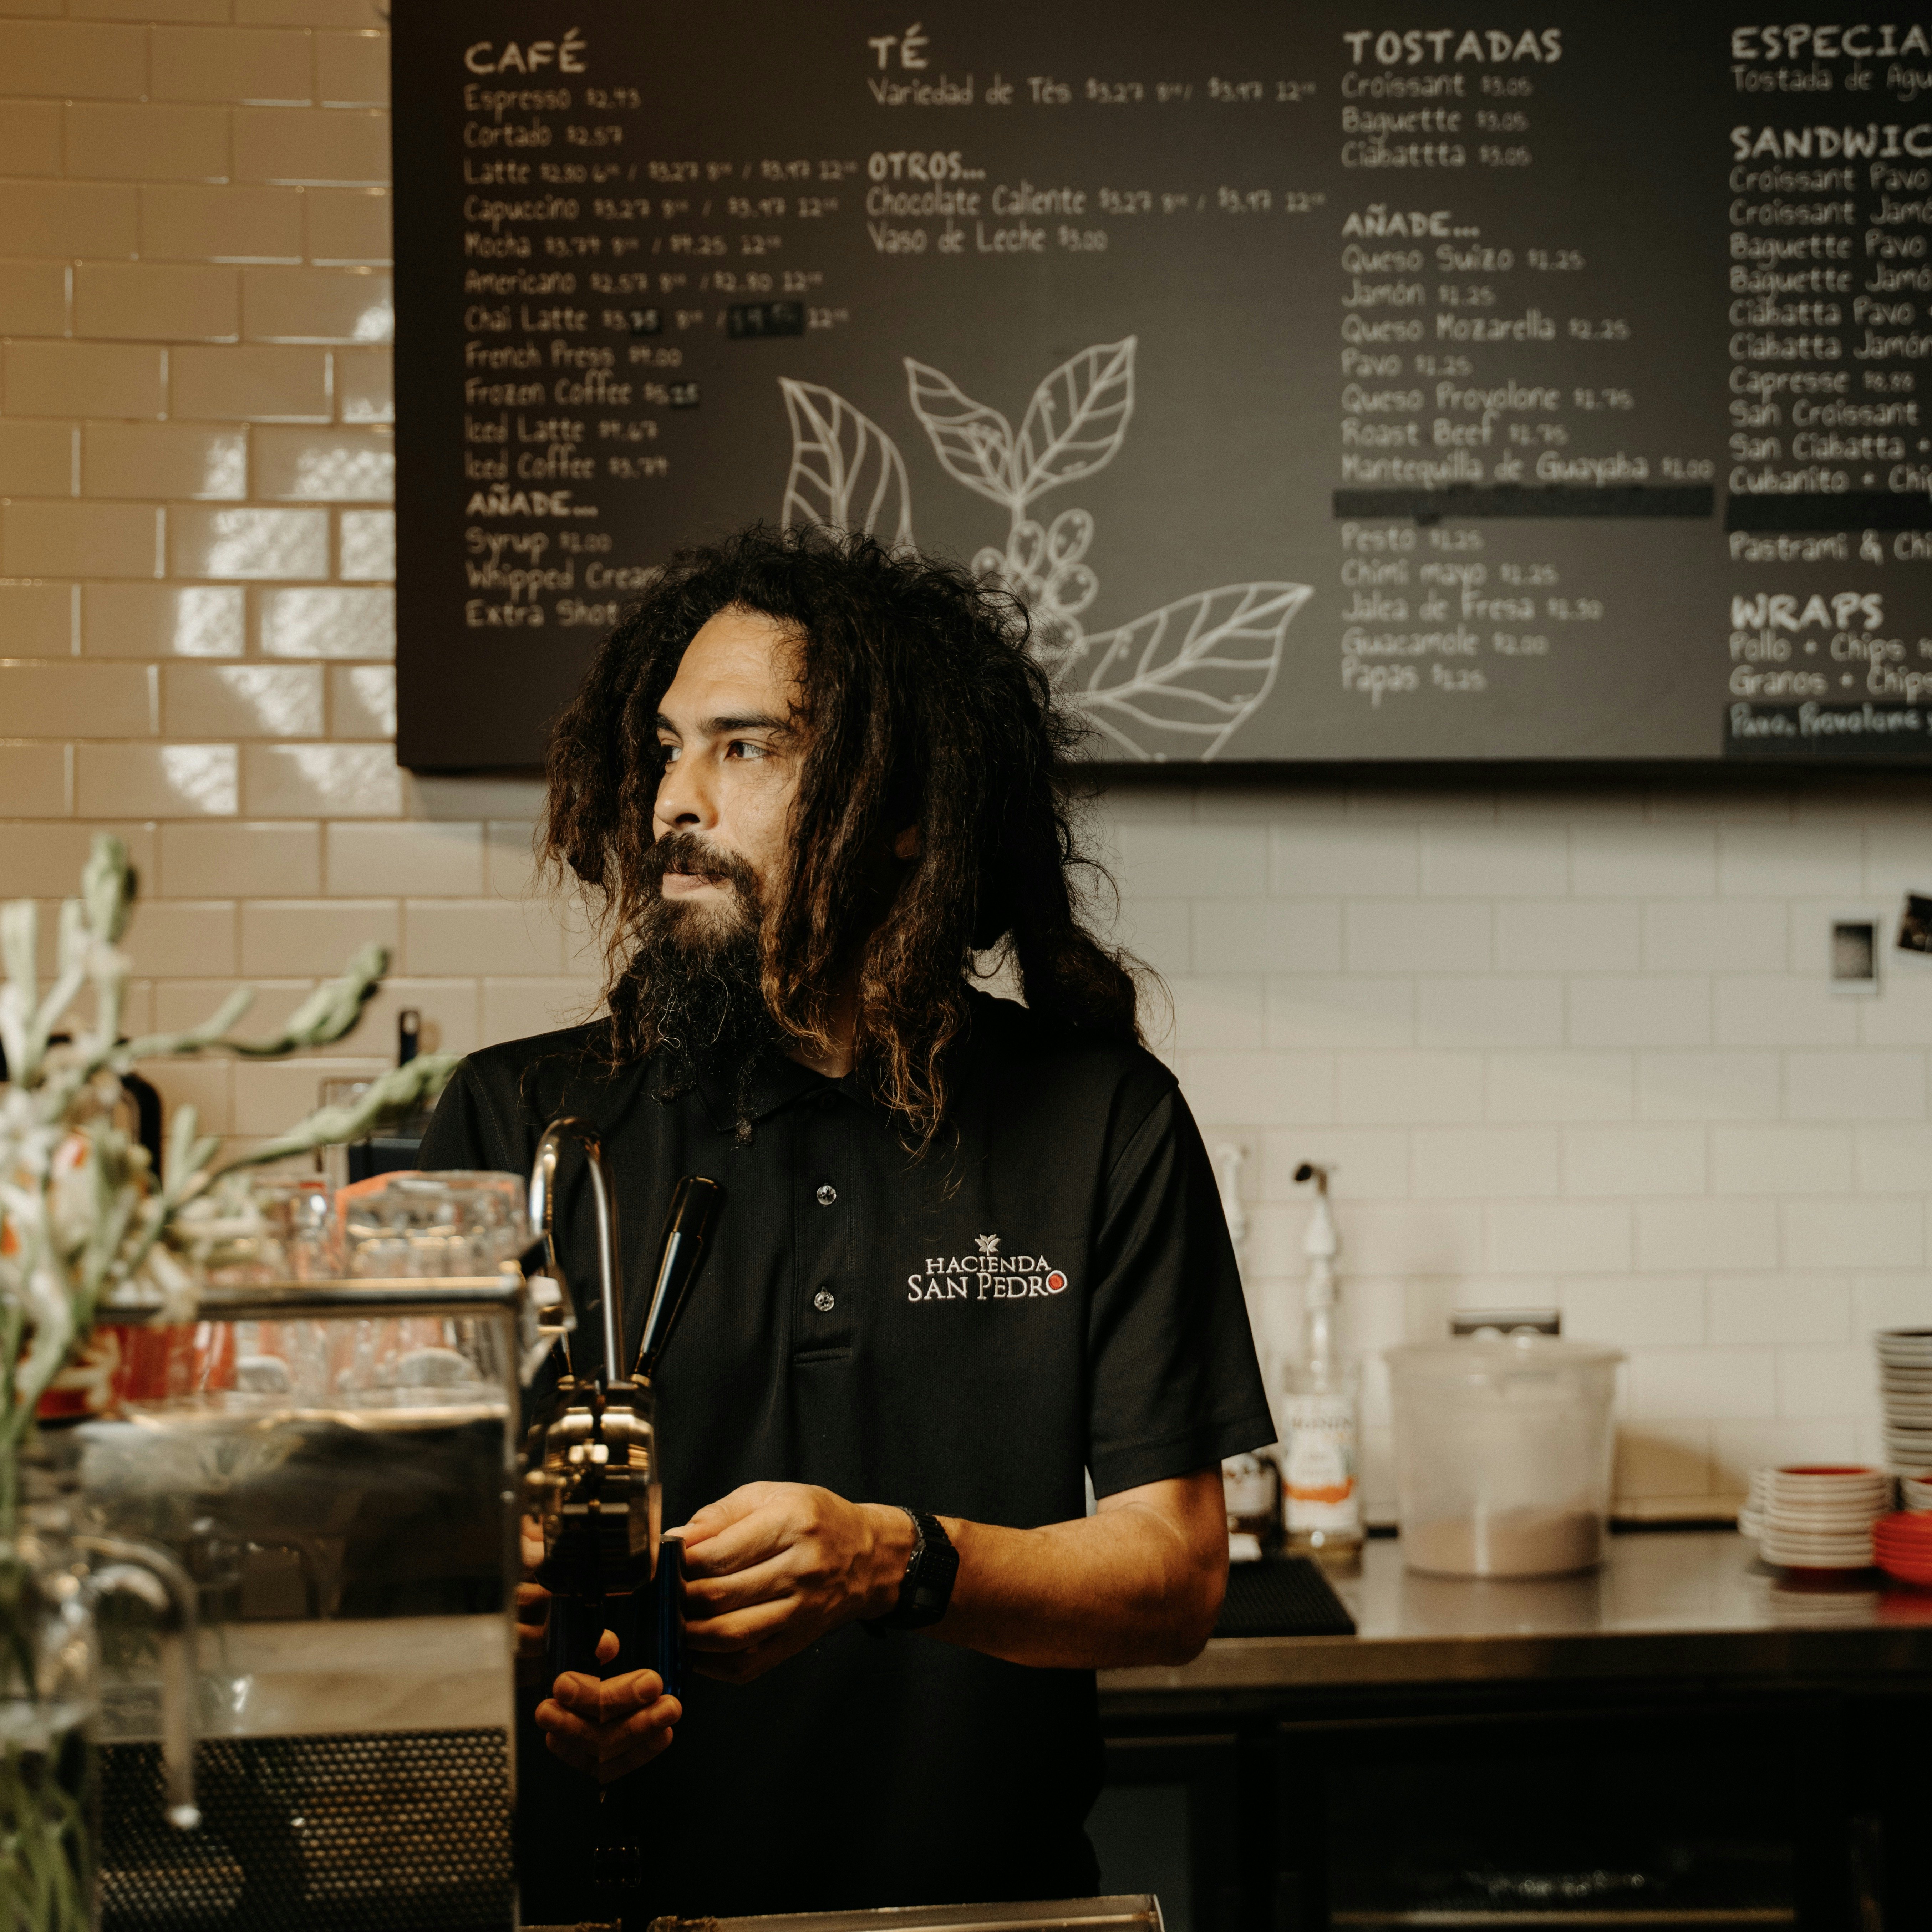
419 988 1271 1922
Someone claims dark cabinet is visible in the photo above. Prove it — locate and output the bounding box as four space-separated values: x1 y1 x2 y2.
1094 1733 1250 1932
1099 1681 1931 1931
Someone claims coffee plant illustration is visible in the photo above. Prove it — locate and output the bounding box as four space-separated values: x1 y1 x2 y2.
778 336 1310 761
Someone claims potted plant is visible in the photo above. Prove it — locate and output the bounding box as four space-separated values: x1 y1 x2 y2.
0 833 457 1928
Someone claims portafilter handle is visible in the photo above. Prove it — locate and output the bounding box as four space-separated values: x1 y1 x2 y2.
528 1116 621 1383
634 1175 723 1381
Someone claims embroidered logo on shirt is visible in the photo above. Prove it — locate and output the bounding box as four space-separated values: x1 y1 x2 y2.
907 1233 1069 1303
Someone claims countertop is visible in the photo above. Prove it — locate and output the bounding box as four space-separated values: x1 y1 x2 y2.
1098 1531 1932 1695
104 1613 512 1741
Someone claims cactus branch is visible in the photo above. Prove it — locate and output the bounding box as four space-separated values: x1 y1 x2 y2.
0 834 458 1481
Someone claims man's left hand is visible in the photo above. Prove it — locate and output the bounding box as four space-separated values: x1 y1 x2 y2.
674 1482 912 1683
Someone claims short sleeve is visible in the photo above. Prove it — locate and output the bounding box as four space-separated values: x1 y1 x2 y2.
1084 1083 1275 1496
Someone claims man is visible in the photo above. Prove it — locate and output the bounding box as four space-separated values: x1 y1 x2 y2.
420 526 1273 1923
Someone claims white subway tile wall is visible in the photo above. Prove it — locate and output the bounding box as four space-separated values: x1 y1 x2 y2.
4 8 1931 1519
1106 787 1932 1515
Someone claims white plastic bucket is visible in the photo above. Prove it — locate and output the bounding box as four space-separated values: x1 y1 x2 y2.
1385 1336 1624 1578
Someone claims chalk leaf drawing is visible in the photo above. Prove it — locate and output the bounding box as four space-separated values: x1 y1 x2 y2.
779 379 914 549
1076 582 1312 762
778 339 1308 761
905 337 1137 513
902 361 1016 508
1011 337 1137 502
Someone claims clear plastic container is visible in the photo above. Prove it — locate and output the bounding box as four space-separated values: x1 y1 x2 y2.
1385 1337 1625 1578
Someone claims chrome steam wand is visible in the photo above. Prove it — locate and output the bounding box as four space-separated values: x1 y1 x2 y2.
528 1115 621 1382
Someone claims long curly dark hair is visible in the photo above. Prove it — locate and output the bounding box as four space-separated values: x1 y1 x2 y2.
539 523 1143 1144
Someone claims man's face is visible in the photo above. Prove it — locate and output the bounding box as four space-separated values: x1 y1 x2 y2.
651 606 804 932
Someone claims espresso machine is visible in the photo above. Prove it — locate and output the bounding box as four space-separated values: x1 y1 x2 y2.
82 1135 719 1932
86 1267 542 1932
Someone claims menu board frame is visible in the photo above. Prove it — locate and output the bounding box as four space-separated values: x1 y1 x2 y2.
391 1 1932 776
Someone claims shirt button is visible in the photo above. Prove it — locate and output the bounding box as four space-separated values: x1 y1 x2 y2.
813 1288 835 1312
815 1184 838 1206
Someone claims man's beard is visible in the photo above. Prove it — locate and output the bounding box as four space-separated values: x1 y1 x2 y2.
616 830 788 1132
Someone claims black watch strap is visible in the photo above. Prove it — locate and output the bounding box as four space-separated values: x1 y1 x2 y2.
864 1507 959 1635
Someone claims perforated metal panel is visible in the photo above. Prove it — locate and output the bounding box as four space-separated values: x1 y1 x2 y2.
103 1730 513 1932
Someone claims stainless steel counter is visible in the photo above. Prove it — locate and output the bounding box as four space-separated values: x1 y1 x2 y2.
1100 1531 1932 1695
103 1614 513 1741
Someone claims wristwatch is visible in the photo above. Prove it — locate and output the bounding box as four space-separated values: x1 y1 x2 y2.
864 1507 959 1634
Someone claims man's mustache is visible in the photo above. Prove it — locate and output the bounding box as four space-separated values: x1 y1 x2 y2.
650 831 758 894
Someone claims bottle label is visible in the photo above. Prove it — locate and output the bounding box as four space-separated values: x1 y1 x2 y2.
1221 1456 1276 1519
1283 1393 1361 1533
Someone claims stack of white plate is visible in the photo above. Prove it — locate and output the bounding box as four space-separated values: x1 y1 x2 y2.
1737 1467 1770 1546
1877 1329 1932 1472
1758 1465 1891 1571
1903 1473 1932 1514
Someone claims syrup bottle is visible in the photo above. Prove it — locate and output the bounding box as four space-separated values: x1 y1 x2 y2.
1281 1163 1363 1561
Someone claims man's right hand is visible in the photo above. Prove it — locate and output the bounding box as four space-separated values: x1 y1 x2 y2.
534 1627 682 1782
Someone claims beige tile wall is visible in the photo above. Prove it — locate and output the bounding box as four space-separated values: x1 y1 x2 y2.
5 1 1930 1517
0 0 603 1153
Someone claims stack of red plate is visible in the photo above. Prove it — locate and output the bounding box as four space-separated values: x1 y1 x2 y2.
1873 1511 1932 1586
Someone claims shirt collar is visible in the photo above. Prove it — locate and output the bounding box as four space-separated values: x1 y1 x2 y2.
680 987 1009 1134
688 1046 873 1132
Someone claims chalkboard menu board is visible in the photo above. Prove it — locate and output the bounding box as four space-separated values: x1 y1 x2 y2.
391 2 1932 770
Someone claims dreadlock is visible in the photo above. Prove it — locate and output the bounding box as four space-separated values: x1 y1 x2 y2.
540 523 1142 1147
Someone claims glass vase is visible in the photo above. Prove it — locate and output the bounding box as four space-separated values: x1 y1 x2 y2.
0 1450 197 1932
